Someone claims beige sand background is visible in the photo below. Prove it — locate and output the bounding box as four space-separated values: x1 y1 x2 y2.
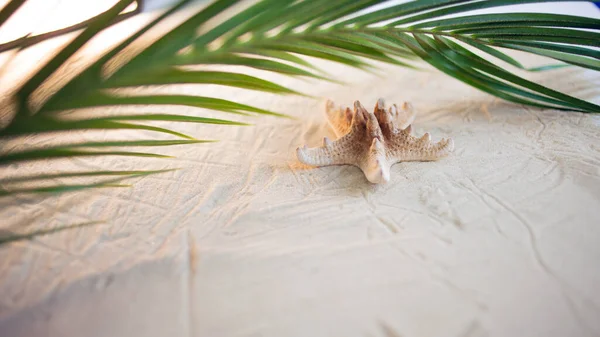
1 2 599 337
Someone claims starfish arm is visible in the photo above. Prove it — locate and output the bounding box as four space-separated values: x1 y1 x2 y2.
391 102 416 130
325 100 352 137
388 131 454 162
373 98 394 137
359 138 392 184
296 134 360 167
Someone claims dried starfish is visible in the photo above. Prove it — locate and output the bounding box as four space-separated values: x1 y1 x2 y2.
296 99 454 184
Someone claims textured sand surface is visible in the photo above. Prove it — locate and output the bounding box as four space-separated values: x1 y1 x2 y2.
1 2 600 337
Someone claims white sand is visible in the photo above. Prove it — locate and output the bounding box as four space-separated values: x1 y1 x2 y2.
1 3 600 337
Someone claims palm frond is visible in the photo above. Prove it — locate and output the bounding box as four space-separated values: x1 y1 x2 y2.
0 221 103 245
0 0 598 198
0 169 174 195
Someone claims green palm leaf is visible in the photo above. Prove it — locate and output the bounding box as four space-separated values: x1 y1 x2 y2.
0 169 174 196
0 221 103 245
0 0 25 26
1 0 599 243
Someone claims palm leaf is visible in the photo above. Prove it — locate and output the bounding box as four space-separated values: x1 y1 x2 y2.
44 93 285 117
0 169 174 196
1 168 178 183
0 221 103 245
1 0 599 243
0 0 26 26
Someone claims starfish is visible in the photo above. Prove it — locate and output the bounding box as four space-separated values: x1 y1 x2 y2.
296 98 454 184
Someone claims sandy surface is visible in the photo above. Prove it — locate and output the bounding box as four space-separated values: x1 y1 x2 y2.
1 2 600 337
